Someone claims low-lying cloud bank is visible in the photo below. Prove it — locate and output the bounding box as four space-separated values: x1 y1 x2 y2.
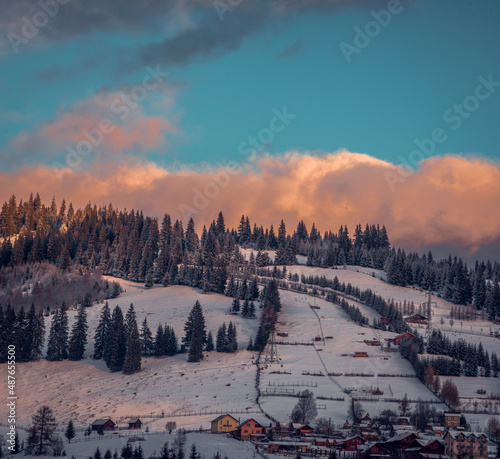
1 151 499 260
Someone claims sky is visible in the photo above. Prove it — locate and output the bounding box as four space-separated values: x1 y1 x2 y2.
0 0 499 260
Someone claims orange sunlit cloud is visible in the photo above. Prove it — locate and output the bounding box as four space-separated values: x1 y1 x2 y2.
1 151 499 257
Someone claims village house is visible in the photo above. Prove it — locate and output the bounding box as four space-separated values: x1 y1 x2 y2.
126 418 142 429
358 442 391 458
443 431 488 459
91 419 115 431
341 419 352 431
403 438 447 459
390 416 411 426
443 412 461 429
232 418 266 440
291 423 314 437
268 421 293 438
337 435 366 452
384 432 421 454
394 332 417 344
210 414 239 434
405 314 428 324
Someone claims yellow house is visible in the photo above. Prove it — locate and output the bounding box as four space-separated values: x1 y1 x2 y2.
210 414 239 434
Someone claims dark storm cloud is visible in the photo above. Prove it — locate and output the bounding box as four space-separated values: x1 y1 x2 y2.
2 0 390 64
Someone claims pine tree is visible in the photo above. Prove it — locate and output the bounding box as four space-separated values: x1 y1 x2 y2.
263 279 281 312
65 419 76 443
68 305 88 360
12 305 26 361
226 322 237 352
216 323 227 352
241 299 250 318
183 300 206 352
94 302 111 360
140 317 154 357
123 319 142 375
125 304 137 344
231 298 240 313
187 301 206 362
189 443 199 459
25 303 45 361
249 301 256 318
155 324 165 357
108 306 127 372
206 331 214 351
164 325 178 356
46 305 69 361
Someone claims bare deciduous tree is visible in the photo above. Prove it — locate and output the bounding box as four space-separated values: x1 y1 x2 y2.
291 390 318 424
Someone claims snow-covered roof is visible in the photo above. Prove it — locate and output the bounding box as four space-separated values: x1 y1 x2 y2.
386 431 419 443
92 418 114 425
211 414 237 423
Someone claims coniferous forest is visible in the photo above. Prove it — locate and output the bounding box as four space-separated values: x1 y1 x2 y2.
1 193 500 371
0 193 499 319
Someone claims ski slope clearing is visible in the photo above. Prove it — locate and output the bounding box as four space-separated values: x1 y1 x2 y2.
259 290 447 423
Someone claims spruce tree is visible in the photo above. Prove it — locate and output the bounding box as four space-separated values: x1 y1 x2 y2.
46 305 69 361
25 303 45 361
241 299 250 318
186 301 206 362
226 321 237 352
123 319 141 375
216 323 227 352
125 303 137 344
263 279 281 312
15 306 27 361
108 306 127 372
183 301 206 352
68 305 88 360
155 324 165 357
164 325 178 356
249 300 256 318
65 420 76 443
94 302 111 360
140 317 154 357
231 298 240 313
206 331 214 351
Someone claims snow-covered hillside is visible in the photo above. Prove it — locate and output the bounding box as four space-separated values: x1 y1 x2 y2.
2 266 499 457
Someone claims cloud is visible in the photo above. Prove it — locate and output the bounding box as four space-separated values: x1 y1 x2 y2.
0 88 177 169
0 151 499 260
1 0 389 64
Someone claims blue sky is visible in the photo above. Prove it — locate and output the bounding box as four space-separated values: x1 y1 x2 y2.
0 0 499 170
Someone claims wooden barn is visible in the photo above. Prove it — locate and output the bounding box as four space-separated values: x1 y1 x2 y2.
127 418 142 429
394 332 416 344
91 419 115 431
405 314 428 324
337 435 366 452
